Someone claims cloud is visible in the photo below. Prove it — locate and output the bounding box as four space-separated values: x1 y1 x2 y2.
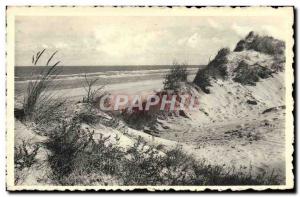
186 33 202 48
261 25 286 40
231 23 253 37
15 16 287 66
207 19 222 29
177 32 209 51
54 42 69 49
42 44 49 49
231 22 284 41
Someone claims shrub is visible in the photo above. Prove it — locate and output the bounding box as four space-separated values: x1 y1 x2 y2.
32 98 66 129
121 137 165 185
233 61 273 86
60 134 125 185
163 62 188 91
121 108 159 131
234 31 285 56
249 35 285 55
75 107 100 125
121 143 280 185
193 68 211 93
234 40 246 52
14 141 41 185
207 48 230 79
43 117 94 183
193 48 230 94
162 148 279 185
160 147 197 185
14 140 40 171
85 134 125 176
48 133 280 186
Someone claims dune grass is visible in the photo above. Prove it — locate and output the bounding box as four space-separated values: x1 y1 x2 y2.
81 74 105 104
23 50 60 117
17 49 66 132
43 117 94 183
14 49 66 184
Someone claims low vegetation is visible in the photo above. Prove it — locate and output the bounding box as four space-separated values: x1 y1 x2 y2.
81 74 105 104
163 62 188 91
23 50 63 118
14 140 40 171
14 140 40 185
194 48 230 93
193 68 211 93
234 31 285 56
16 49 66 129
44 126 280 185
43 117 94 183
14 50 281 186
122 62 189 132
233 61 273 85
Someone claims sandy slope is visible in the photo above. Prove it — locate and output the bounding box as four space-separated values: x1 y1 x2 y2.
70 72 286 181
158 73 286 181
14 70 286 183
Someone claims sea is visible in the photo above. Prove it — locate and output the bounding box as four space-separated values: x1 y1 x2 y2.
15 65 200 82
14 65 201 95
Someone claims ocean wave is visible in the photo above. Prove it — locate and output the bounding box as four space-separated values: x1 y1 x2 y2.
15 68 198 83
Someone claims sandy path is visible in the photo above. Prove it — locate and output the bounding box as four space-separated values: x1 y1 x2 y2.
159 110 286 182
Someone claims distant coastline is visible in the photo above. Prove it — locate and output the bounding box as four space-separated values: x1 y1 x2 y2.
15 65 201 80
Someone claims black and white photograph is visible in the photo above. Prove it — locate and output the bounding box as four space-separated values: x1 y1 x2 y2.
5 6 294 191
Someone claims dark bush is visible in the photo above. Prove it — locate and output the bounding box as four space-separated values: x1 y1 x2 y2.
163 62 188 91
193 68 211 93
233 61 273 86
250 36 285 55
50 134 281 186
208 48 230 79
72 134 125 178
193 48 230 94
247 100 257 105
234 40 246 52
75 108 100 125
121 137 165 185
234 31 285 56
43 117 94 182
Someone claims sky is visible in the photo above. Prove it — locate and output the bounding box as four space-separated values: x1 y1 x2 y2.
15 16 286 66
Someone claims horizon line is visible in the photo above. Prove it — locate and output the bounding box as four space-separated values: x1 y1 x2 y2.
15 64 203 67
